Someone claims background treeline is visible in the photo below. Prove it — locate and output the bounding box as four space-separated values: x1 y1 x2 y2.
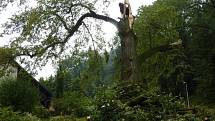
134 0 215 103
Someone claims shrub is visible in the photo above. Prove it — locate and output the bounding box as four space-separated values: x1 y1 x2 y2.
0 77 40 112
0 107 22 121
92 86 123 121
92 85 197 121
53 91 93 117
0 107 41 121
48 115 76 121
32 105 51 119
92 86 149 121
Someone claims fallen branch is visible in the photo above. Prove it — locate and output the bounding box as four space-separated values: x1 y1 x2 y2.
137 40 182 64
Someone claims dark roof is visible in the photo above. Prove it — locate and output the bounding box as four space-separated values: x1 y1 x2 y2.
0 47 53 108
13 61 53 98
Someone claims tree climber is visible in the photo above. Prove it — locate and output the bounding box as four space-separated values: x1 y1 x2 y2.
119 2 129 18
118 0 134 29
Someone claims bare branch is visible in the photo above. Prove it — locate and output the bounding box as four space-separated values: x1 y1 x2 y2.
46 11 118 51
53 13 71 32
69 11 119 36
137 40 182 64
69 3 93 12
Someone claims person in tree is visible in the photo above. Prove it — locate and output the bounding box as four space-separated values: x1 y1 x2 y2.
119 2 129 18
118 0 134 29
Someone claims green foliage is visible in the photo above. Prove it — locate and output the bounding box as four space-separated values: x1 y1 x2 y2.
0 48 16 77
92 85 123 121
48 116 76 121
79 48 104 95
1 0 108 65
0 107 23 121
134 1 179 53
134 0 215 105
0 107 41 121
32 106 51 119
141 49 194 96
0 48 15 65
133 0 193 98
55 66 65 98
0 77 40 112
40 76 56 93
185 1 215 103
53 91 93 117
92 84 205 121
2 0 215 120
125 90 188 121
57 48 107 97
0 107 78 121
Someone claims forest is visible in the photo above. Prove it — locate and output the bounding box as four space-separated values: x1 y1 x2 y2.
0 0 215 120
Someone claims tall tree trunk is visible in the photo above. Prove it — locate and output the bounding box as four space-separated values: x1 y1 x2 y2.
118 19 138 82
117 18 140 101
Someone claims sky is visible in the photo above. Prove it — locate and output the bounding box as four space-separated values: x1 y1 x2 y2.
0 0 156 79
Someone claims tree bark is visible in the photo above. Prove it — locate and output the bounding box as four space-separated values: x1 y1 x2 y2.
116 18 142 102
118 19 138 82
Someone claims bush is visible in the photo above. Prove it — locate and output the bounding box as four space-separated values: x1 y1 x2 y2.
92 86 149 121
0 107 41 121
48 115 76 121
0 77 40 112
53 91 93 117
92 86 123 121
0 107 22 121
92 85 200 121
32 105 51 119
0 107 78 121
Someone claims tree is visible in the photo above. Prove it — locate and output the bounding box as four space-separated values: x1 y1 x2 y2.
185 0 215 102
1 0 186 104
1 0 138 83
58 48 106 96
0 77 40 112
131 0 198 100
0 48 16 77
133 0 215 104
55 65 65 98
134 2 179 51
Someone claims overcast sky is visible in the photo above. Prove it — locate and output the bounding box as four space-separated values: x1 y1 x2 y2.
0 0 156 79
